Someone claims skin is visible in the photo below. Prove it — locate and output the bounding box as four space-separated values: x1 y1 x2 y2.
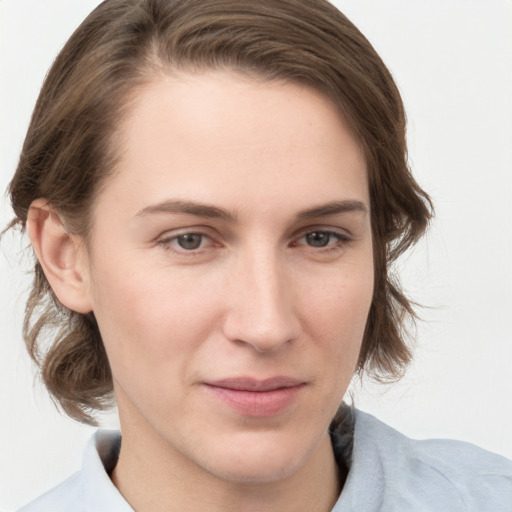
29 71 374 512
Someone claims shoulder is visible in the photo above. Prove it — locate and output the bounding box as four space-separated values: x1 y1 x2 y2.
360 411 512 510
333 410 512 511
406 435 512 510
17 473 83 512
17 430 131 512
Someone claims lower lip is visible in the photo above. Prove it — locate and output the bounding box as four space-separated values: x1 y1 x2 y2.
204 384 304 417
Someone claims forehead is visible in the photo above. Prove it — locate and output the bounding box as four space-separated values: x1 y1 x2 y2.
96 71 368 220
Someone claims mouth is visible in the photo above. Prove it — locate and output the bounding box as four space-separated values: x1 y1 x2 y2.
203 377 306 417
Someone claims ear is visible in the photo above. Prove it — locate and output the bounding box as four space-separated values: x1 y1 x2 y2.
27 200 93 314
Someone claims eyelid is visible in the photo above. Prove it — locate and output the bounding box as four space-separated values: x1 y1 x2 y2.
289 226 354 256
295 231 349 244
155 224 216 241
292 224 353 241
156 227 219 255
154 224 354 255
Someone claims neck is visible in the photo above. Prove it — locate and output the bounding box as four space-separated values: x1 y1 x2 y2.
111 417 343 512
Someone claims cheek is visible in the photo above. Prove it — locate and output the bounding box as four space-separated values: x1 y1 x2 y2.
285 268 373 424
304 258 373 333
300 261 374 372
88 259 219 380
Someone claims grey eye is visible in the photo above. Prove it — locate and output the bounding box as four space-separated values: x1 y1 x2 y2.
305 231 332 247
176 234 204 250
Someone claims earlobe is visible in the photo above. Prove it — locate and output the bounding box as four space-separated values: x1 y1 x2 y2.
27 200 93 314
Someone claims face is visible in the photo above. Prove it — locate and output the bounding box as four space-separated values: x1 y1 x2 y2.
81 71 373 484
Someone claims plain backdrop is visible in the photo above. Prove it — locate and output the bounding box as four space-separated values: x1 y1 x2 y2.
1 0 511 510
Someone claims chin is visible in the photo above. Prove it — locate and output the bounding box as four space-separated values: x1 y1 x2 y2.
195 429 323 484
206 453 305 485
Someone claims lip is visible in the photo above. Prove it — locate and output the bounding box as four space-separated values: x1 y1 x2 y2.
203 377 305 417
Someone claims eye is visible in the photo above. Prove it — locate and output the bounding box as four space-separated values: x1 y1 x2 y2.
157 232 212 253
304 231 334 248
299 231 348 248
175 233 205 250
297 230 348 248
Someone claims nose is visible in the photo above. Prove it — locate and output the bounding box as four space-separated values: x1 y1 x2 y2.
222 249 300 352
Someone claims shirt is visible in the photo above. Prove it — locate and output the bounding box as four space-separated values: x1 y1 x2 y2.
18 410 512 511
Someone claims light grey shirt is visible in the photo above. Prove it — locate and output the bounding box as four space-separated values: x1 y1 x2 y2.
19 410 512 511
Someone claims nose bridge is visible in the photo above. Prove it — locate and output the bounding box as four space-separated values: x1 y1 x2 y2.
223 244 298 351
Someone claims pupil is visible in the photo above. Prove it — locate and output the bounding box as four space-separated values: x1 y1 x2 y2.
306 232 329 247
177 234 202 250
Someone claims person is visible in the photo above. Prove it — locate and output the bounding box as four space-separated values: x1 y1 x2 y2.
3 0 511 510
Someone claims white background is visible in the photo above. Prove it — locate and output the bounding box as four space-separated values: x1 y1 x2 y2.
1 1 511 510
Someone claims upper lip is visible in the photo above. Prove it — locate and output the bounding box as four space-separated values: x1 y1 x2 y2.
205 376 305 392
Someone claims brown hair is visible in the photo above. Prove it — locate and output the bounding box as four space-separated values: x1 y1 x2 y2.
8 0 432 424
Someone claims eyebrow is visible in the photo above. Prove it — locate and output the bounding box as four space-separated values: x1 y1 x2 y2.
135 198 367 222
136 200 237 221
295 200 368 220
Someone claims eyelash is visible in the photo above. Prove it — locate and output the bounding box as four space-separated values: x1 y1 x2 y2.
156 229 352 255
293 230 351 252
157 232 214 255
